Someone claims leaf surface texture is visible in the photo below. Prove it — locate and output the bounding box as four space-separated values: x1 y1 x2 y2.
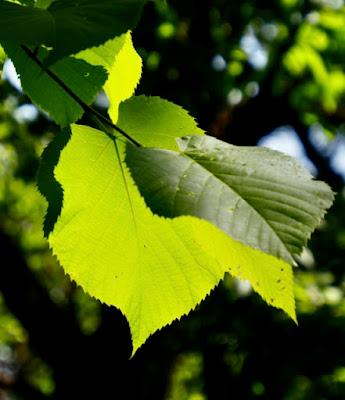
48 126 296 353
126 135 334 264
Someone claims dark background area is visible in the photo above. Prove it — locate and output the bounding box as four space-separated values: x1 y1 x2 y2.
1 0 345 398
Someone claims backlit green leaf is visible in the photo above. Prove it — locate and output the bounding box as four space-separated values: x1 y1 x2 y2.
77 32 142 123
117 95 204 150
47 125 296 354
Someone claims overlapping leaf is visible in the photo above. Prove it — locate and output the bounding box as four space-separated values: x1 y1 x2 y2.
0 0 146 65
2 42 107 126
126 135 334 264
42 96 296 352
2 31 142 126
37 31 145 235
47 124 295 355
77 32 142 123
4 0 330 358
46 0 146 65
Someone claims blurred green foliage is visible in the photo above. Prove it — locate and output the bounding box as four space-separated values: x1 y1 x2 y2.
1 0 345 399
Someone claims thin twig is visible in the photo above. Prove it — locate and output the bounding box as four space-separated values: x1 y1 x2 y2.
21 45 141 147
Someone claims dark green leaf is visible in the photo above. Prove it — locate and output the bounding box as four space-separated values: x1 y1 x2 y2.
37 129 71 237
0 0 146 65
2 43 107 126
126 135 334 263
46 0 146 64
0 1 54 45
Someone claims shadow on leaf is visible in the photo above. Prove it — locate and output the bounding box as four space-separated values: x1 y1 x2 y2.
37 128 71 237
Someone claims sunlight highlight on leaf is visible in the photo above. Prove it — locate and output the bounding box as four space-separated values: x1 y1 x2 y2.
78 32 142 123
48 125 296 354
117 95 204 150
